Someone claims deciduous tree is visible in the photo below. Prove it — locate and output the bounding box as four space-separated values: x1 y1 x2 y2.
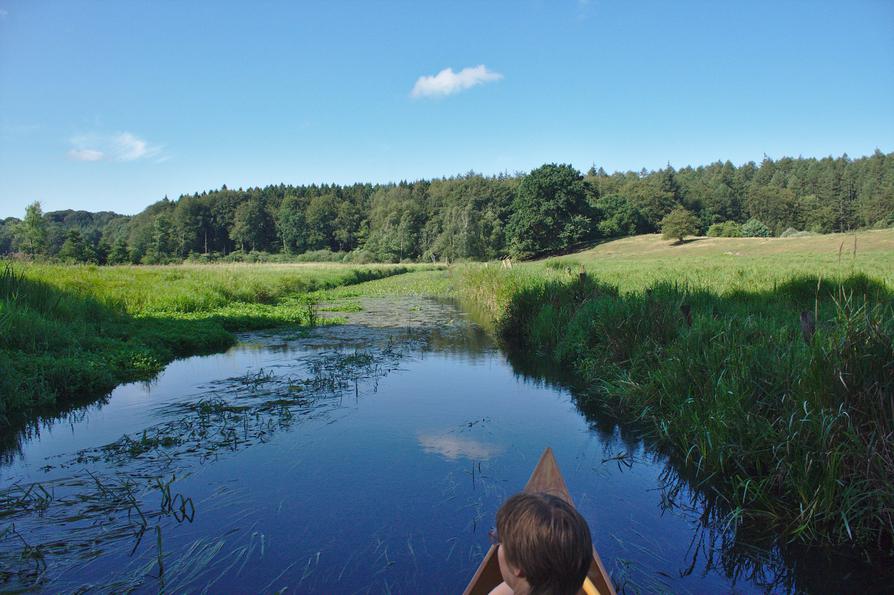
660 206 701 243
507 163 592 257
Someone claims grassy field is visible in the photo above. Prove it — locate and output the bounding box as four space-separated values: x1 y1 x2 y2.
0 262 433 421
548 228 892 289
456 229 894 549
2 231 892 550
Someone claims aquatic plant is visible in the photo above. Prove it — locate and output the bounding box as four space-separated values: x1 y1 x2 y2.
457 261 894 549
0 262 422 420
0 335 418 591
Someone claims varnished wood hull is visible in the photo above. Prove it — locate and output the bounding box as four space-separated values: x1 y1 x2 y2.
462 448 615 595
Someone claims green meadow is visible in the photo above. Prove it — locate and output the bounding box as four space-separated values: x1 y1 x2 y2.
455 228 894 548
561 229 893 287
2 229 892 549
0 262 429 420
470 228 892 305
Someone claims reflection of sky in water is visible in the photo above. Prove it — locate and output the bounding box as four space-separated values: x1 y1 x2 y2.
417 432 504 461
1 297 888 593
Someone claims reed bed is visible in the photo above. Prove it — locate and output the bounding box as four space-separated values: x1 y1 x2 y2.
0 262 423 420
456 233 894 549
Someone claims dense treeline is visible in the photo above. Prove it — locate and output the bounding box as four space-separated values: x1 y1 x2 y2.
2 150 892 263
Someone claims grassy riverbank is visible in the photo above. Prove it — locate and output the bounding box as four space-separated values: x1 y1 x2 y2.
456 229 894 548
0 262 426 421
3 230 892 550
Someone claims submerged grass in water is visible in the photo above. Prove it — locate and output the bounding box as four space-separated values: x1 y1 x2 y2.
2 231 892 588
0 262 431 420
0 334 418 592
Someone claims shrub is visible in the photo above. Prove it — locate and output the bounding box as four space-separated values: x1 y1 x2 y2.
780 228 815 238
742 218 772 237
707 221 743 237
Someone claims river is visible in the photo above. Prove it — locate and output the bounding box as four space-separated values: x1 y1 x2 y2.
0 297 886 593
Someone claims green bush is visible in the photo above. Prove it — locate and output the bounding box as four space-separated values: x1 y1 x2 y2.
707 220 743 237
742 218 772 237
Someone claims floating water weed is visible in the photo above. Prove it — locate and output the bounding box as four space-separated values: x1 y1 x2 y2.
156 525 165 591
1 262 419 421
0 482 53 517
0 329 424 592
0 469 198 591
154 475 195 523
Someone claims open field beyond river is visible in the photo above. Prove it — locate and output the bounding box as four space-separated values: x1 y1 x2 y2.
1 230 892 592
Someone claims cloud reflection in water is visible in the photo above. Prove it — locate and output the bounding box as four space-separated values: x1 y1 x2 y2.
417 432 503 461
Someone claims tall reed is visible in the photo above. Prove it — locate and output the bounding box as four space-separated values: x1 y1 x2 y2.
0 262 415 421
458 265 894 548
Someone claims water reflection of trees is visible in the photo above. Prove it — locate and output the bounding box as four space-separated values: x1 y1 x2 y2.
423 324 494 359
0 393 113 470
504 345 893 594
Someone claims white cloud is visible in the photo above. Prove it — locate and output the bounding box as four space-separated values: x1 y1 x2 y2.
68 148 104 161
113 132 155 161
411 65 503 99
67 131 164 162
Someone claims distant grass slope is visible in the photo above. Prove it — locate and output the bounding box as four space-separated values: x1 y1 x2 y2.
545 228 894 290
457 229 894 549
0 262 428 421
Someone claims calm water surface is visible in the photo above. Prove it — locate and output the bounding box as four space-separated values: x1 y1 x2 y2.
0 298 887 593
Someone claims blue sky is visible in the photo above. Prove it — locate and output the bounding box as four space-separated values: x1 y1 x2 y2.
1 0 892 218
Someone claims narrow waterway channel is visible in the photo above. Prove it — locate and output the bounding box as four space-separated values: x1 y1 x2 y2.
0 297 887 593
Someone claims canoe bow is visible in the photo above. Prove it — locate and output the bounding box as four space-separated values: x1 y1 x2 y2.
462 448 615 595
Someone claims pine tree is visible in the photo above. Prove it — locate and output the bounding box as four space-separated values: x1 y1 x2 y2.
17 201 48 256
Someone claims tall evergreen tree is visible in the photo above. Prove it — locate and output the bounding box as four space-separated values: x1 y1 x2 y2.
17 201 48 256
59 229 89 262
108 237 131 264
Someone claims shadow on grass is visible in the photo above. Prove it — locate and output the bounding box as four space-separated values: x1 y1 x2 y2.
490 271 893 592
670 237 709 246
520 237 621 261
506 344 894 594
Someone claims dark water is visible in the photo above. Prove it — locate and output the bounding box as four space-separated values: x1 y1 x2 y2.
0 298 888 593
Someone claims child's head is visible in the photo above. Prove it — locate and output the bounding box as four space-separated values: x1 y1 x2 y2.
494 492 592 595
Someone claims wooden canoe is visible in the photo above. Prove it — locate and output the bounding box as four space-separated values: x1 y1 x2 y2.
462 448 616 595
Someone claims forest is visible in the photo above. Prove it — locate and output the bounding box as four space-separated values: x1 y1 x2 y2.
2 150 892 264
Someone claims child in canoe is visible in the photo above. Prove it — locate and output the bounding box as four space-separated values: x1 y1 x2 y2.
488 492 593 595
